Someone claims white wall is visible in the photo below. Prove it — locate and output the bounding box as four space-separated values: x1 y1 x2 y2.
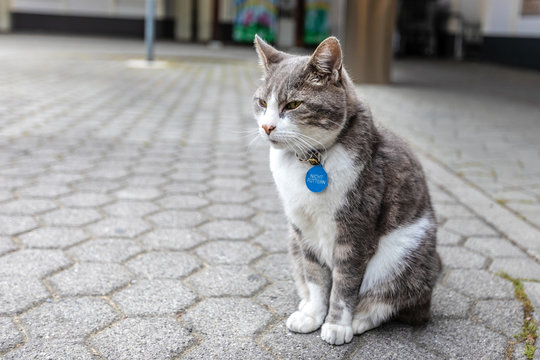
482 0 540 37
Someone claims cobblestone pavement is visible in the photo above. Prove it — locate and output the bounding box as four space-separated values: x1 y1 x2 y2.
0 35 539 359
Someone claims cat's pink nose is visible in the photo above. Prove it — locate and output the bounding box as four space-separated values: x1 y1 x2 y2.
262 124 275 135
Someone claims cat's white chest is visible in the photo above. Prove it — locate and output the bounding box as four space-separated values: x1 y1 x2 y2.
270 145 360 268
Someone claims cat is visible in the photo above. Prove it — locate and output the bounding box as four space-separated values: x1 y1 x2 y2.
252 35 441 345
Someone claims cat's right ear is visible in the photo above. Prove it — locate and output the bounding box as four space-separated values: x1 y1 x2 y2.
254 35 287 74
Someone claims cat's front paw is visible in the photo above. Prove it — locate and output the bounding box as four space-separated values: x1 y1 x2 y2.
286 311 322 333
320 323 353 345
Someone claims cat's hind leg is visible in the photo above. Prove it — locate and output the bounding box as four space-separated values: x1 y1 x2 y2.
352 301 394 335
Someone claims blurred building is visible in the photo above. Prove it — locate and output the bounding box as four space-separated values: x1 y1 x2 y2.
0 0 539 70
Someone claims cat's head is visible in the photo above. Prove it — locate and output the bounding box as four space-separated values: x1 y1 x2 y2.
253 35 350 156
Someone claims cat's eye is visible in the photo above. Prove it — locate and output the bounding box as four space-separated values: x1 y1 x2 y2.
285 101 302 110
258 99 267 108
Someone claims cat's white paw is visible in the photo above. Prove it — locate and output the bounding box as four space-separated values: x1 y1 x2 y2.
298 299 307 311
286 311 322 333
320 323 353 345
352 319 374 335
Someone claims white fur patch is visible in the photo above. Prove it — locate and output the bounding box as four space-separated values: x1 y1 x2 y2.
352 303 394 334
286 281 327 333
270 144 361 268
359 215 431 294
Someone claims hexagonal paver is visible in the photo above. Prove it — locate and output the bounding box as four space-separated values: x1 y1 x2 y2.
0 198 57 215
139 229 206 251
182 298 272 337
157 194 209 210
465 237 526 258
195 241 264 265
0 215 37 235
103 200 159 217
187 265 267 297
254 254 294 282
256 280 298 317
39 208 102 226
162 182 209 194
115 187 162 200
199 220 259 240
0 236 17 256
211 167 250 177
126 252 201 279
90 318 194 360
205 189 253 204
250 197 283 212
413 318 506 359
59 192 112 207
0 189 13 202
18 227 89 248
126 175 169 187
169 170 208 182
431 284 471 318
204 204 256 220
252 213 289 230
473 299 522 337
67 238 142 263
19 297 119 341
490 258 540 280
443 218 498 236
252 230 289 253
147 210 207 228
2 341 94 360
86 217 151 238
0 249 71 278
48 263 132 296
438 246 487 269
437 228 463 246
206 177 251 190
112 279 198 316
16 184 71 198
444 269 514 299
0 317 23 353
73 179 122 193
183 338 274 360
0 276 50 315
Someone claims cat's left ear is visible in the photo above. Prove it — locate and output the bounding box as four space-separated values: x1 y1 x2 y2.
308 36 343 83
254 34 288 74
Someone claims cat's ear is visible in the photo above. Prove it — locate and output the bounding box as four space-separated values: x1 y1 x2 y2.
254 34 287 73
308 36 343 82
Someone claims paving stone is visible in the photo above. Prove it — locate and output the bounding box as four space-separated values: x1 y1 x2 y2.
0 317 23 353
0 249 71 278
199 220 259 240
87 167 129 180
0 189 13 202
126 175 169 187
48 263 132 296
187 265 267 296
413 318 506 359
252 212 289 231
67 238 142 263
253 230 289 253
182 298 272 337
444 269 514 299
16 184 71 198
126 251 201 279
443 218 498 236
112 279 198 316
261 322 353 360
473 299 522 337
162 182 210 194
465 236 526 258
0 215 37 235
437 228 463 245
148 210 207 228
256 280 298 317
37 172 84 185
140 228 206 251
254 254 294 282
195 240 264 265
59 192 112 207
433 203 475 219
183 337 274 360
86 217 150 238
2 340 94 360
157 194 210 209
115 187 162 200
438 246 487 269
206 177 251 190
169 170 209 182
490 258 540 280
18 227 89 248
0 276 49 315
0 198 57 215
250 196 283 212
204 203 256 220
102 200 159 217
205 189 254 204
514 342 540 360
0 236 17 256
20 297 119 341
91 317 194 360
431 284 471 318
351 323 436 360
39 208 102 226
73 179 122 193
523 281 540 308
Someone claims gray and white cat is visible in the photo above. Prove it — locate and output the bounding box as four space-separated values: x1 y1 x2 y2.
252 35 441 345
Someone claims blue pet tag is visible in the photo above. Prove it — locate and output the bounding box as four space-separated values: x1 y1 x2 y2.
305 165 328 193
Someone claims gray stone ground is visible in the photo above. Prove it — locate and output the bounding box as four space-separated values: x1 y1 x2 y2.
0 34 539 359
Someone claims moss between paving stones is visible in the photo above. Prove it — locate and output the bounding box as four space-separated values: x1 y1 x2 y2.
497 271 538 359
